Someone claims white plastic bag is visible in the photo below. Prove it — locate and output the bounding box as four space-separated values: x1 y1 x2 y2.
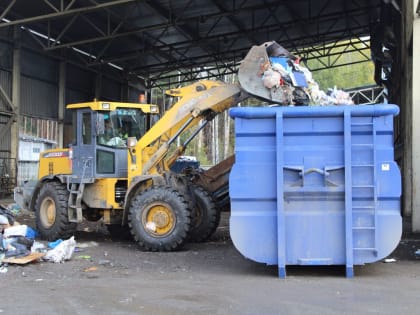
263 69 281 89
3 225 27 238
43 236 76 263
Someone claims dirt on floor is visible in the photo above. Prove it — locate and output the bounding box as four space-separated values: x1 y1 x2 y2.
1 204 420 315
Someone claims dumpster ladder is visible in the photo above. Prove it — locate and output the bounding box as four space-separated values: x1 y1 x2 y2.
344 112 378 278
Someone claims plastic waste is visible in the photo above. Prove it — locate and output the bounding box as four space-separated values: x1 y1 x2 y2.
263 42 354 106
43 236 76 263
25 226 38 239
4 241 29 258
0 205 16 225
3 225 27 238
31 241 46 253
48 239 63 249
0 214 8 225
6 203 21 217
0 264 8 273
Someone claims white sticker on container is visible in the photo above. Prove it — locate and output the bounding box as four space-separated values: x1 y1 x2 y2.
381 163 390 171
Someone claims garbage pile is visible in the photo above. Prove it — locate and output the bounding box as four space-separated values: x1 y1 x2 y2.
262 42 354 106
0 205 76 273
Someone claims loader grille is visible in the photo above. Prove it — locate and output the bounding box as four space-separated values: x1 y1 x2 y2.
115 180 127 203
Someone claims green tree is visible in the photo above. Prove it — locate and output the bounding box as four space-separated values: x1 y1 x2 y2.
306 41 376 90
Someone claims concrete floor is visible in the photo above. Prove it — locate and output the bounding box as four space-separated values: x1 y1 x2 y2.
1 207 420 314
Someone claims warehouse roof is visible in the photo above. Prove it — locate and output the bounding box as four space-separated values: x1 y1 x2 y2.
0 0 388 87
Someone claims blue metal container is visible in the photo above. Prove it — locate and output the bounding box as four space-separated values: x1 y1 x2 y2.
229 104 401 278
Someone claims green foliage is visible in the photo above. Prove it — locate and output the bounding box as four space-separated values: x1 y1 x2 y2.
306 41 376 90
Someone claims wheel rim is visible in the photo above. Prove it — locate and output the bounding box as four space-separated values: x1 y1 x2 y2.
142 203 175 237
39 196 56 228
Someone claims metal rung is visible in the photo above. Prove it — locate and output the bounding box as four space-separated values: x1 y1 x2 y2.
68 182 84 223
351 144 374 147
352 206 375 210
353 247 377 251
68 205 83 223
351 122 374 126
352 226 375 230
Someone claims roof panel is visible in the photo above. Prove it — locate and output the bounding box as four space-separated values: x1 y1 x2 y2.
0 0 385 86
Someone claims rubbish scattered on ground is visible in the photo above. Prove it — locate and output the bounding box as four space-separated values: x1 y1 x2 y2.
31 241 46 253
0 205 16 225
0 203 87 269
48 239 63 249
5 203 22 217
0 264 8 273
84 266 98 272
383 258 397 263
1 252 45 265
3 224 28 238
0 215 8 225
43 236 76 263
98 259 111 266
77 255 92 260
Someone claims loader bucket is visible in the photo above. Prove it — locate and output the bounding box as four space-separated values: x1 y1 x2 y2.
238 41 291 104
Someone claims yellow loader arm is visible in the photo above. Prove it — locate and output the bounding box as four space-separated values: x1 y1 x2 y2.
128 41 281 180
128 80 244 178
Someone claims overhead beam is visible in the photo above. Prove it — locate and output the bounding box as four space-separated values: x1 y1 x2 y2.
0 0 136 28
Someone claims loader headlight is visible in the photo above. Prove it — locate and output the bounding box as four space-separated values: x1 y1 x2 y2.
150 105 158 113
102 102 110 109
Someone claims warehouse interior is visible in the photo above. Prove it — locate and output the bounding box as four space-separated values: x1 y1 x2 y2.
0 0 419 230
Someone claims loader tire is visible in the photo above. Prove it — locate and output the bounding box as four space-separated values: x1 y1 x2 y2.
128 186 191 251
35 181 77 241
188 185 220 242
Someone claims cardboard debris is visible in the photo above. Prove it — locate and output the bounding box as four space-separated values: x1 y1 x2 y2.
1 252 45 264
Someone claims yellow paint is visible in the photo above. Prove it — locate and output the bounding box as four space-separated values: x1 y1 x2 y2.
128 80 241 185
83 178 122 210
38 149 71 179
67 100 159 114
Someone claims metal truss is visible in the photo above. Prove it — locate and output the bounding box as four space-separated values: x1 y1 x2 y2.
0 0 381 89
346 85 387 105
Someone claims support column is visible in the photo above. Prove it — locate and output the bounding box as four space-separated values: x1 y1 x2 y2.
412 2 420 231
11 26 21 179
121 72 130 102
95 73 102 99
58 61 66 148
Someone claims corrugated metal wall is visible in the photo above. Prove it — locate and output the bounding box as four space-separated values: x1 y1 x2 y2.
21 76 59 118
0 70 12 111
21 49 59 118
0 36 145 188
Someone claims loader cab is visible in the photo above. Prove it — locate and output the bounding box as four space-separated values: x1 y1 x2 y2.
68 101 159 181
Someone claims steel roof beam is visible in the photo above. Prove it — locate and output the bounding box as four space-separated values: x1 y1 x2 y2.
121 22 370 72
37 3 373 54
0 0 16 21
0 0 137 28
209 0 257 45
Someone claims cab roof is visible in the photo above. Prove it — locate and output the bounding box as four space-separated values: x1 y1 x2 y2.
66 101 159 113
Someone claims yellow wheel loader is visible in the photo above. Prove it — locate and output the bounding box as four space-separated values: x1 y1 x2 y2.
14 41 294 251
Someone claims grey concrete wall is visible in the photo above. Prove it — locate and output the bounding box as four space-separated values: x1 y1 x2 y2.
412 1 420 231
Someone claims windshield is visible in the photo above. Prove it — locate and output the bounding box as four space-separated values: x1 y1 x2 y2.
97 108 151 147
